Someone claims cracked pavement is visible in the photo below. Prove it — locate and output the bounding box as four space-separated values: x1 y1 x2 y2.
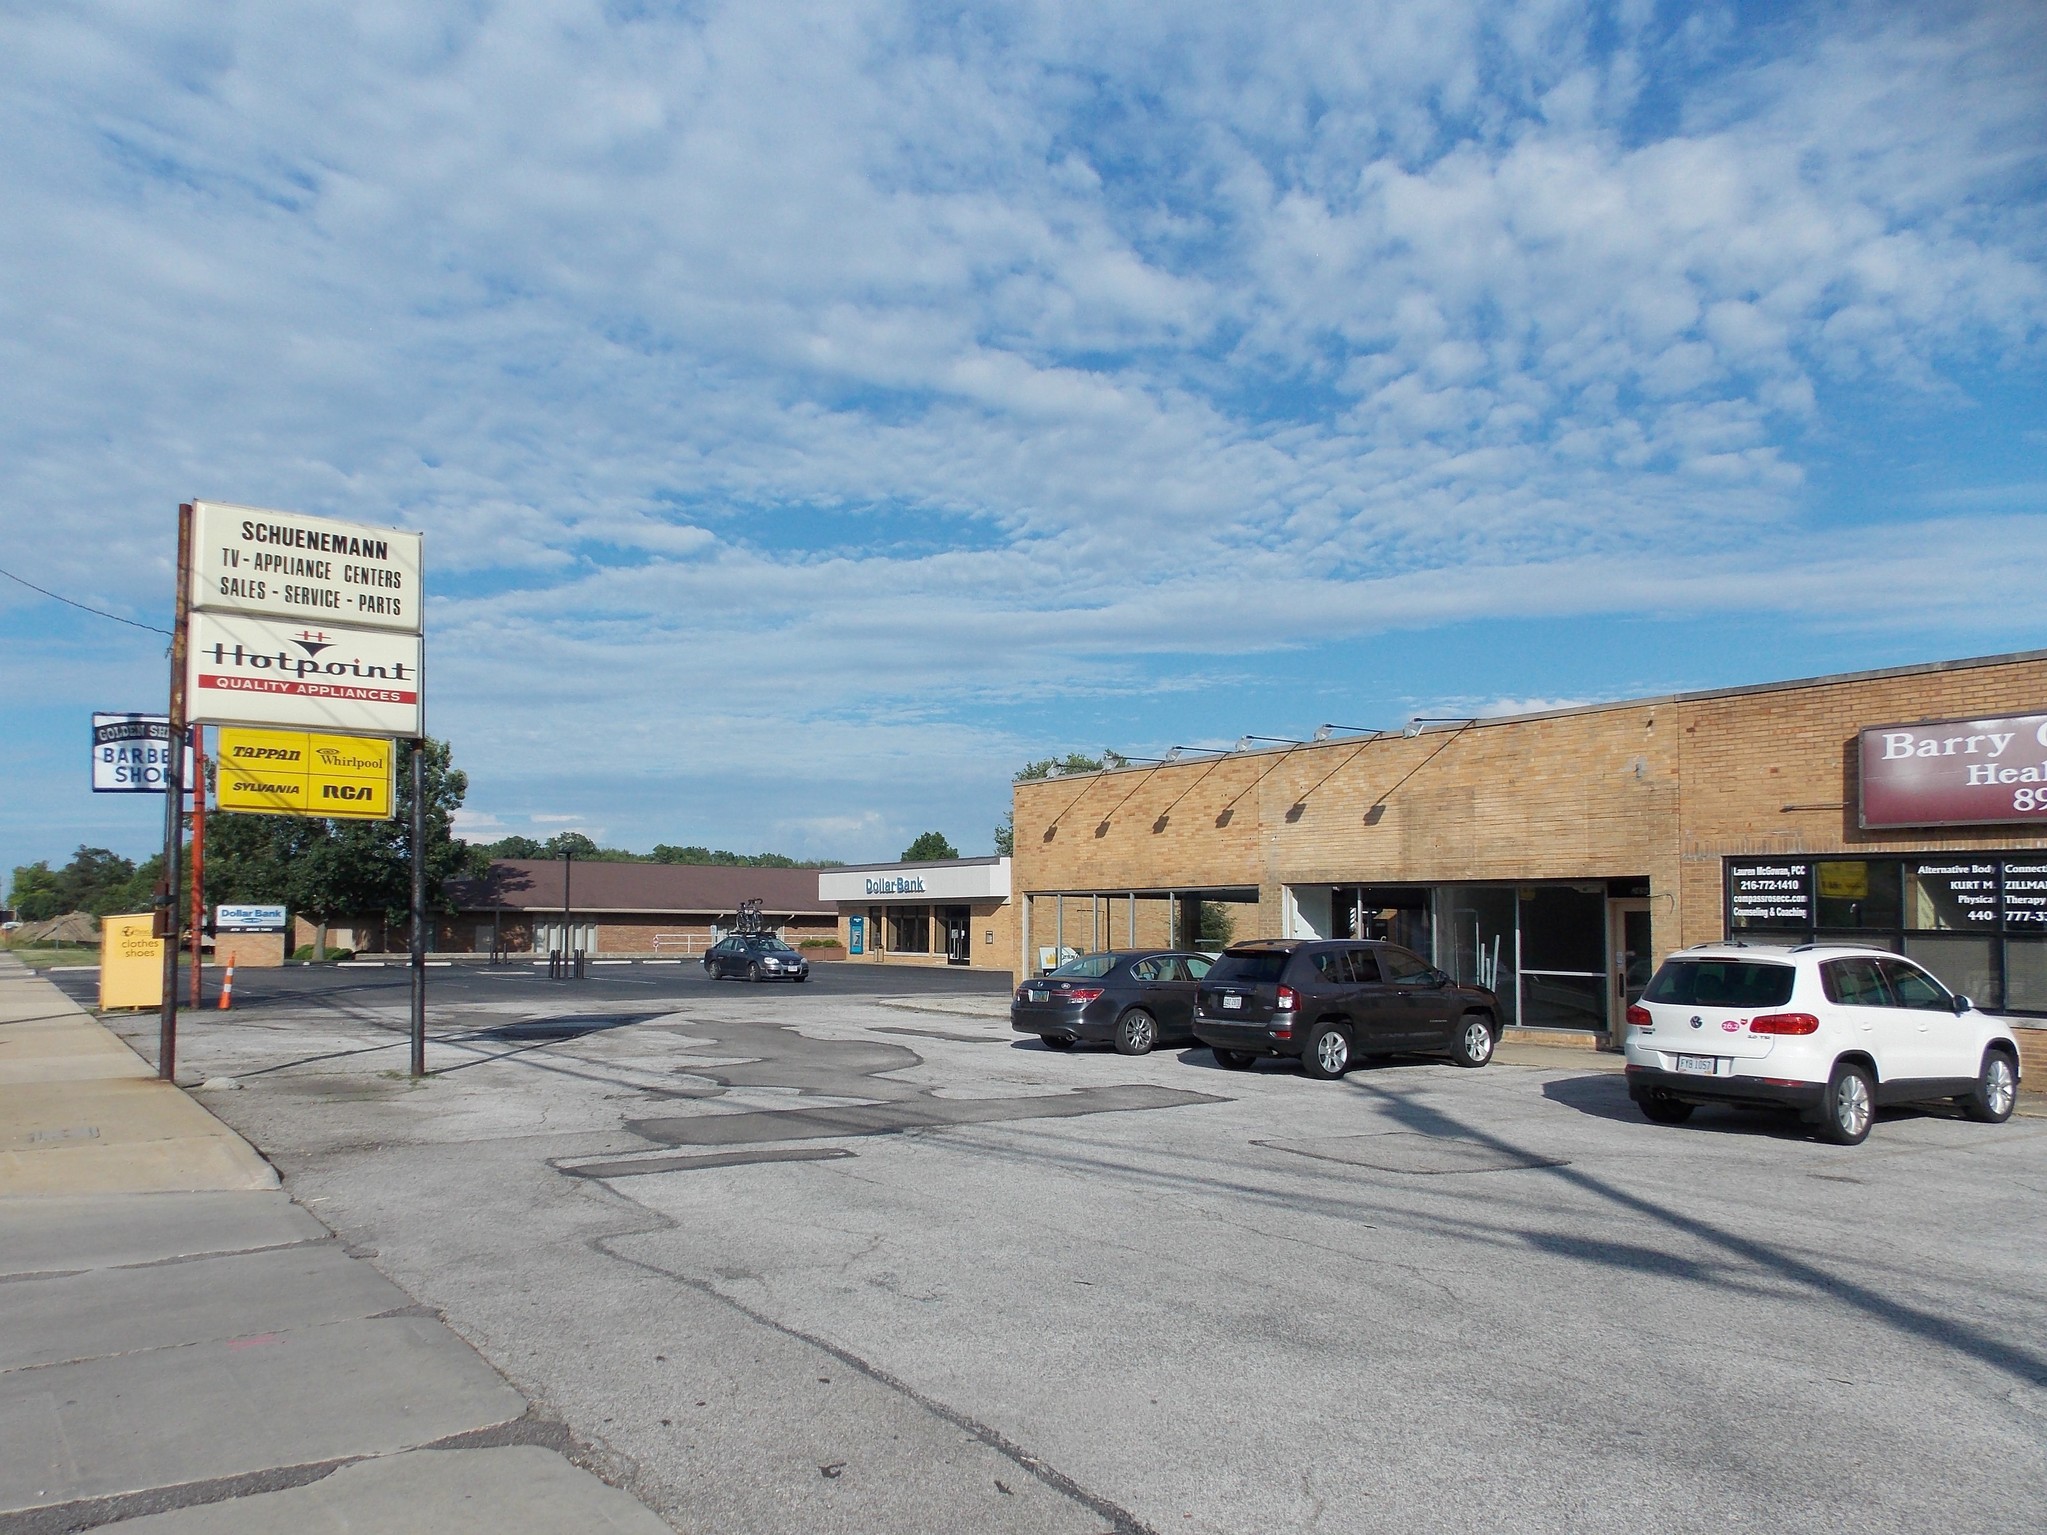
57 961 2047 1535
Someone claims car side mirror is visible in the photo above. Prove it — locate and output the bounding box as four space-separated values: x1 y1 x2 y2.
1426 969 1449 987
1952 993 1972 1015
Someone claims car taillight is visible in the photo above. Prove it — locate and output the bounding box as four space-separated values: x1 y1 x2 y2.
1626 1004 1652 1031
1749 1012 1820 1036
1067 987 1104 1003
1275 985 1298 1012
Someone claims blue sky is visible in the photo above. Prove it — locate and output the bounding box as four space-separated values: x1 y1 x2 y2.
2 0 2043 883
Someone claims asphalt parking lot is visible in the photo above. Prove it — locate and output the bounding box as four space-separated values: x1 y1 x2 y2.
58 962 2047 1535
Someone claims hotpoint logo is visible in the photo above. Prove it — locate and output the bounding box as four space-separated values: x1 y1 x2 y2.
865 876 928 895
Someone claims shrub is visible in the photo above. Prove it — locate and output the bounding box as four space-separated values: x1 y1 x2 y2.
289 945 356 963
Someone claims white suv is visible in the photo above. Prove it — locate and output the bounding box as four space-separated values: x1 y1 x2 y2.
1624 943 2021 1145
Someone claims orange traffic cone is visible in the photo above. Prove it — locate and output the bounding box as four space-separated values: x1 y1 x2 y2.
217 953 237 1010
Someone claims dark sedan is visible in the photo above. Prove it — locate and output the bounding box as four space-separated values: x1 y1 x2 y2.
1010 950 1215 1055
703 932 811 981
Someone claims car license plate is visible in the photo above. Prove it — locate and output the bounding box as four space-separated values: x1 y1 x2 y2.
1222 994 1242 1010
1675 1054 1717 1076
1025 989 1046 1002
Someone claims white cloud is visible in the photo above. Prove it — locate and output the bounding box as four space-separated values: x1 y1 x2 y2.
0 0 2041 862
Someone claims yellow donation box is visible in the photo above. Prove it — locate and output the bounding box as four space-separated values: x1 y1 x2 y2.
216 728 395 820
100 914 164 1010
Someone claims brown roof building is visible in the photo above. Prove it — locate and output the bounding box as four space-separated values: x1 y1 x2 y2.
437 860 837 958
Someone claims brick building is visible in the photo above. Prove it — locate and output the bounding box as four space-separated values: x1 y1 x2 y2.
434 860 836 957
817 857 1015 969
1012 651 2047 1046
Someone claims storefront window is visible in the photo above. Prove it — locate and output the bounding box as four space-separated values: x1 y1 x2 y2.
1435 887 1517 1026
1815 861 1901 929
1902 935 1995 1008
1518 885 1607 1033
1725 853 2047 1015
887 906 930 953
2005 939 2047 1012
1521 974 1605 1031
1519 886 1604 972
1908 862 1999 930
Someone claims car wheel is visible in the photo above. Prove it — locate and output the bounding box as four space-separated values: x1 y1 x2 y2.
1638 1094 1693 1125
1962 1049 2018 1124
1114 1009 1158 1056
1211 1047 1255 1070
1451 1015 1495 1068
747 961 763 982
1816 1062 1875 1146
1040 1035 1075 1052
1302 1023 1352 1080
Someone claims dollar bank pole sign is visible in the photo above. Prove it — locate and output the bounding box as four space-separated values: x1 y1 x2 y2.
186 503 424 739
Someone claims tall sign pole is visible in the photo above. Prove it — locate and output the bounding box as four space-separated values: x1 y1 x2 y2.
157 503 194 1081
409 739 427 1077
189 724 206 1007
180 498 426 1071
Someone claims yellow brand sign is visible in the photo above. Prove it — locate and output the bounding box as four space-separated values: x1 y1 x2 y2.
216 728 394 820
1816 862 1870 901
99 914 164 1010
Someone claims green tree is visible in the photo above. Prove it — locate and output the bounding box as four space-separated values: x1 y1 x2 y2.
901 831 959 862
205 812 322 907
8 847 164 924
8 861 62 922
54 846 140 916
1198 901 1237 946
482 835 546 860
244 737 473 952
540 831 602 860
649 845 830 868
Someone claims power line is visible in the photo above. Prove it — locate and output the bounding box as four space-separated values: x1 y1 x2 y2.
0 564 173 636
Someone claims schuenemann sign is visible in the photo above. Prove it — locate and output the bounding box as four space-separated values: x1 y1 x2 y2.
1859 711 2047 829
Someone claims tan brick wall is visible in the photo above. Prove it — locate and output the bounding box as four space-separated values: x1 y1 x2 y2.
2014 1025 2047 1087
836 896 1016 971
1014 652 2047 979
215 930 288 968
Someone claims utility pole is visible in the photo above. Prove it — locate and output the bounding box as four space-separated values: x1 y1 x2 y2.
156 503 193 1081
561 849 574 978
409 740 427 1078
188 725 205 1007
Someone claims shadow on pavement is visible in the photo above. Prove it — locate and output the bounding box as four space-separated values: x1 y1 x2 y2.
1343 1074 2047 1388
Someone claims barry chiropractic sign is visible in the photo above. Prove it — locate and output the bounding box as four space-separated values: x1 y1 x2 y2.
1860 711 2047 829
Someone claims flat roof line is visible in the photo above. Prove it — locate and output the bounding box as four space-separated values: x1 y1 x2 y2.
825 856 1006 873
1031 647 2047 773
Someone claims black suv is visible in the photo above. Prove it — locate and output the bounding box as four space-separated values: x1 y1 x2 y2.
1192 939 1500 1078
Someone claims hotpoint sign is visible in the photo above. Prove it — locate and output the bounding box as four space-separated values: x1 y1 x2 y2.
186 610 423 737
1859 711 2047 829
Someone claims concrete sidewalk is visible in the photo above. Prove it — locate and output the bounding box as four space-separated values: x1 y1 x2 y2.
0 954 673 1534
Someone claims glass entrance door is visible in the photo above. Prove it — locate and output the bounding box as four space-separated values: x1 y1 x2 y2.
942 905 971 965
1608 900 1653 1046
